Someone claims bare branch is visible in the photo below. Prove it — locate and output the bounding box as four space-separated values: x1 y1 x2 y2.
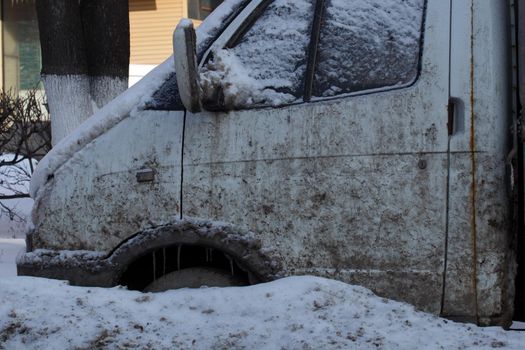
0 87 51 223
0 193 30 200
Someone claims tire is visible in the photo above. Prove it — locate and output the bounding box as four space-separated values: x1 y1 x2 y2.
144 267 246 292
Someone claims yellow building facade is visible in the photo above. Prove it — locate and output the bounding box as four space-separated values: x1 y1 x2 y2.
0 0 222 92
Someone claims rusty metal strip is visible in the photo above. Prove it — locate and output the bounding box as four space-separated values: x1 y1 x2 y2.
469 0 480 324
440 0 454 316
180 109 187 220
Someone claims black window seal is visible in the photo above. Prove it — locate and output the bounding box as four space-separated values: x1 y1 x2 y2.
223 0 274 50
303 0 325 102
196 0 254 62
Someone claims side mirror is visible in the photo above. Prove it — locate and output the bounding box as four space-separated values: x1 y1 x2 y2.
173 19 201 113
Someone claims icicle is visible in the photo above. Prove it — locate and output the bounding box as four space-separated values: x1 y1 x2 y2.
226 254 234 276
152 251 156 281
205 248 213 263
177 245 182 271
162 247 166 276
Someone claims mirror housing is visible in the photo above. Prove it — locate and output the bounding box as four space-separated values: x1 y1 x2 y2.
173 19 201 113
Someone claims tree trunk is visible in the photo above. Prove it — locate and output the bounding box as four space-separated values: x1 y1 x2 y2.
36 0 92 145
36 0 130 145
81 0 130 110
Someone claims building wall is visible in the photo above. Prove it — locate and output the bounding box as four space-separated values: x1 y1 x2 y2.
129 0 184 65
0 3 3 91
0 0 220 92
1 0 41 92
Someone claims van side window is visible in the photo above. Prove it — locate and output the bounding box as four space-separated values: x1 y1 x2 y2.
200 0 314 110
312 0 425 98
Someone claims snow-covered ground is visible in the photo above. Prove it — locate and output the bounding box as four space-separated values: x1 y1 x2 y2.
0 239 523 349
0 201 31 239
0 238 24 278
0 154 34 239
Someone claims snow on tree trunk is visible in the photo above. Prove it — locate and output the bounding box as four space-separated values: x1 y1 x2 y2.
89 76 129 112
42 75 92 145
36 0 129 145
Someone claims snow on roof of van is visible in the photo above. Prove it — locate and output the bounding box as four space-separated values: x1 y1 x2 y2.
29 0 247 200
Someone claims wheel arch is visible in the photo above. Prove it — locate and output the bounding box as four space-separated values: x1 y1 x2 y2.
107 218 282 287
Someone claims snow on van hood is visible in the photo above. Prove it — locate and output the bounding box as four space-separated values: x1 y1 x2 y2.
29 0 246 200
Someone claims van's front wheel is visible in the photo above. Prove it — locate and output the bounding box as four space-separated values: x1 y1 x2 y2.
144 267 247 292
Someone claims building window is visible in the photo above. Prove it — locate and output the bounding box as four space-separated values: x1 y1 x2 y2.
2 0 42 93
187 0 223 21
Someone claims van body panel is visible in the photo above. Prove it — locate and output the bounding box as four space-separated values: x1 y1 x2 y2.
30 110 184 252
182 0 451 313
471 0 513 324
442 0 514 324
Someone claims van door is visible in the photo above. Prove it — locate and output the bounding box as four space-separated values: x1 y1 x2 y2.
182 0 451 312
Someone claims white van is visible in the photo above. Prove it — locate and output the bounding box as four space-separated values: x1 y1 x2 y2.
18 0 525 327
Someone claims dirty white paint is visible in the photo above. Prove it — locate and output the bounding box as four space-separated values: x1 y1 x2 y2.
182 0 450 316
31 109 184 251
441 0 514 325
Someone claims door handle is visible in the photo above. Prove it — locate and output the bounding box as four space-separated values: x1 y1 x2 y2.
448 97 465 136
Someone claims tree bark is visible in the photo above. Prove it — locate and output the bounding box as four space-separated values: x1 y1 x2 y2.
36 0 91 145
36 0 87 76
81 0 130 109
36 0 130 145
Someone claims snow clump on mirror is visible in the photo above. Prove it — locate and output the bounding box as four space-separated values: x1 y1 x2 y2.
200 0 314 110
200 49 297 108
